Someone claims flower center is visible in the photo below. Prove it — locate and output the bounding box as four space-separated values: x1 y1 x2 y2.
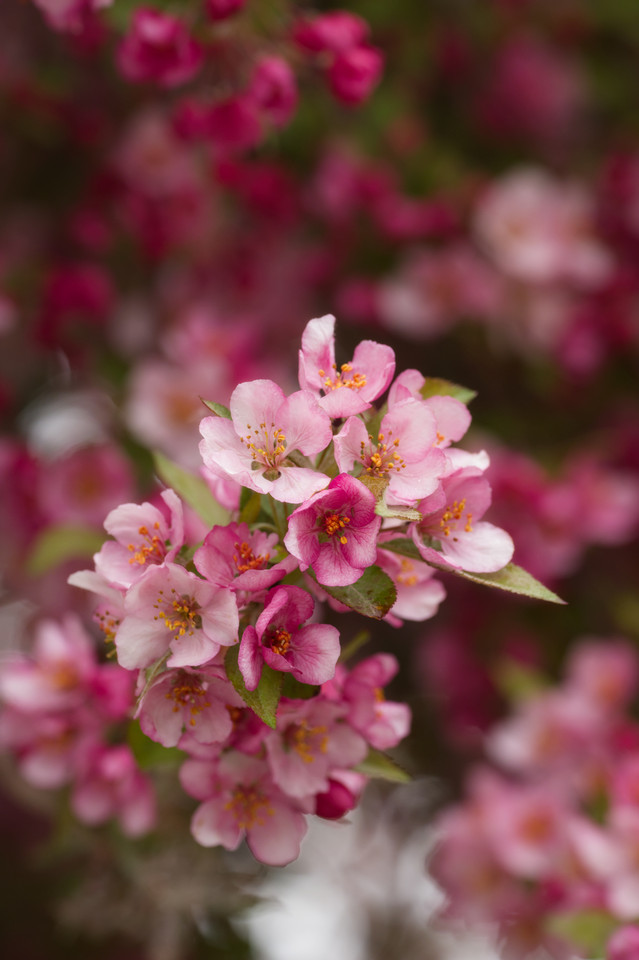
153 589 202 637
318 362 367 393
266 627 292 656
128 523 166 567
167 671 211 725
225 784 274 830
440 499 473 538
240 420 287 471
396 558 417 587
322 512 350 544
94 607 119 643
287 720 328 764
234 541 269 573
359 430 406 478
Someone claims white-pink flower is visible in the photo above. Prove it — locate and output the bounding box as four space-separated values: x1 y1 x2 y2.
114 562 238 670
298 314 395 417
199 379 332 503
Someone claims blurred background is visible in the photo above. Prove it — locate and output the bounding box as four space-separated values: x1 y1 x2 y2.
2 1 639 957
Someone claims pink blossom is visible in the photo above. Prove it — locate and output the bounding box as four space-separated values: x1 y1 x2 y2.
199 379 332 503
284 474 381 587
293 12 370 54
94 488 184 589
249 57 298 129
114 562 239 670
117 8 203 89
71 744 156 837
334 400 446 505
190 752 308 866
388 369 471 447
36 444 134 528
238 585 340 690
206 96 263 152
194 522 294 595
32 0 112 33
375 536 446 625
607 925 639 960
265 698 367 799
137 665 243 747
565 640 639 714
339 653 411 750
204 0 245 21
298 314 395 418
411 461 514 572
327 46 384 106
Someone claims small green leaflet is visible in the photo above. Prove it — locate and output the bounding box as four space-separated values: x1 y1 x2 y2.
380 539 565 604
419 377 477 405
200 398 232 419
225 644 282 729
127 720 185 770
26 525 106 575
320 565 397 619
355 748 411 783
153 451 230 527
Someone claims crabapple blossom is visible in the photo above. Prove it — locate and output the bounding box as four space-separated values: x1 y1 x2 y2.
335 653 411 751
94 488 184 589
284 474 381 587
117 8 204 89
114 562 238 670
298 314 395 417
607 925 639 960
238 585 340 691
190 752 308 866
411 460 514 572
194 522 295 595
71 744 156 837
334 399 446 505
199 379 332 502
376 537 446 626
137 665 244 748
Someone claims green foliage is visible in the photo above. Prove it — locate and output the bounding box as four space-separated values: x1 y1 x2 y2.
320 566 397 619
355 748 411 783
153 451 230 527
419 377 477 405
26 525 106 575
127 720 185 770
200 398 232 419
225 644 282 729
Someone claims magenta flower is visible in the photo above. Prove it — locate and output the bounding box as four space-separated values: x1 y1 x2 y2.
137 665 244 747
334 399 446 505
117 8 203 89
190 752 308 866
94 488 184 589
238 585 340 691
284 474 381 586
340 653 411 750
199 379 332 503
114 562 239 670
411 462 514 573
298 314 395 418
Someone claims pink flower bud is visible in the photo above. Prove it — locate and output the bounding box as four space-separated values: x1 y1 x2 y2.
249 56 298 129
608 925 639 960
117 8 203 88
327 46 384 106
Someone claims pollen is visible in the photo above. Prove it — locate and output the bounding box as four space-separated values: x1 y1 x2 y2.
153 589 202 637
225 784 274 830
239 421 287 470
440 499 473 537
322 512 351 540
360 428 406 478
320 362 367 393
127 522 166 567
233 541 269 573
266 627 292 656
166 671 211 725
288 720 328 764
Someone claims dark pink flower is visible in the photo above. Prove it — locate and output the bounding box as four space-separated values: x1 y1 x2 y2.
284 474 381 587
340 654 411 750
194 521 294 596
117 8 203 89
607 925 639 960
238 585 340 691
327 46 384 106
249 56 298 129
204 0 245 21
293 12 370 54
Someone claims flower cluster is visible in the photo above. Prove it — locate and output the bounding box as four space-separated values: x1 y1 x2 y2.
432 638 639 959
9 314 526 866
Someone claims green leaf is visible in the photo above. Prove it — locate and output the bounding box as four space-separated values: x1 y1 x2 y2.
26 525 106 575
239 490 262 525
548 909 618 957
321 566 397 619
419 377 477 405
493 660 548 703
200 398 232 419
355 748 411 783
445 562 566 604
378 538 422 560
281 675 320 700
153 451 230 527
127 720 185 770
225 644 282 729
338 629 371 663
375 502 422 522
